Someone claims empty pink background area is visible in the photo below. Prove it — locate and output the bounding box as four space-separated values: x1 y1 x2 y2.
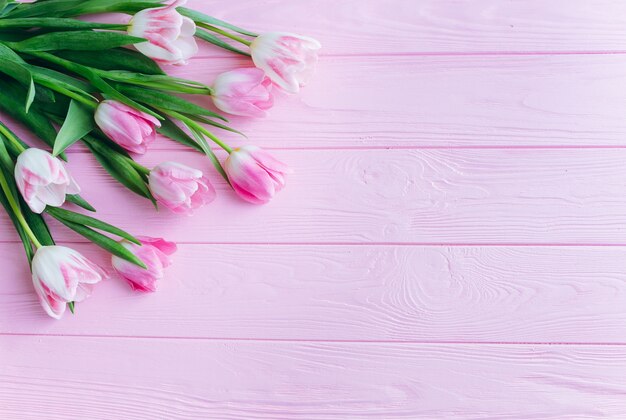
3 0 626 418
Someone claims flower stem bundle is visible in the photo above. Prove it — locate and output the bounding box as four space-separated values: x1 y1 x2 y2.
0 0 320 318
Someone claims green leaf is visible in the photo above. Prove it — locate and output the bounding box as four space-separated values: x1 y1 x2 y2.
0 41 26 63
118 84 227 121
0 178 34 262
0 59 35 111
186 124 230 184
29 52 162 121
56 48 165 75
0 78 61 154
101 70 211 95
21 202 55 246
0 18 126 30
65 194 96 212
46 206 141 244
184 113 245 137
53 99 94 156
0 132 16 175
0 121 29 157
67 0 164 16
0 1 18 18
12 30 145 52
29 65 94 94
8 0 163 18
195 29 251 57
8 0 89 18
179 7 258 37
157 116 202 152
50 216 147 268
83 137 155 203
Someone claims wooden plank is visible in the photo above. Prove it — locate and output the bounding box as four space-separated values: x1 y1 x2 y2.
99 0 626 55
2 244 626 343
7 54 626 150
1 148 626 244
2 336 626 419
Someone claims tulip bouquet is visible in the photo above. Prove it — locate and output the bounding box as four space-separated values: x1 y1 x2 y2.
0 0 320 318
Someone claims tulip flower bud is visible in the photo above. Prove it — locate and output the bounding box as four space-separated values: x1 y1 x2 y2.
250 32 321 93
15 148 80 214
112 237 177 292
224 146 291 204
95 100 161 154
128 0 198 65
149 162 216 214
32 246 107 319
212 68 274 118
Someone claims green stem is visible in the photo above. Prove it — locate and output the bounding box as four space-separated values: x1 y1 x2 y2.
0 168 42 249
34 79 98 109
197 22 252 46
0 123 26 153
159 109 233 153
25 51 212 96
128 158 150 175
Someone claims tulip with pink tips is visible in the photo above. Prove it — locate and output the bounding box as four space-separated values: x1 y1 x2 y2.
148 162 216 214
31 246 108 319
128 0 198 66
14 148 80 214
212 68 275 118
250 32 322 93
95 100 161 155
224 146 292 204
112 237 177 293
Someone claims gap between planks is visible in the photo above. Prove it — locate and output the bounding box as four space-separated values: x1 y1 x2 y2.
4 241 626 247
2 332 626 346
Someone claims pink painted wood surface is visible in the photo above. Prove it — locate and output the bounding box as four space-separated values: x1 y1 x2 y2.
2 1 626 418
8 54 626 149
3 336 626 419
168 0 626 55
2 244 626 343
3 149 626 244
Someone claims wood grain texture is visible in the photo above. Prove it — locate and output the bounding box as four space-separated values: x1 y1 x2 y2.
2 148 626 244
2 244 626 343
180 0 626 55
2 1 626 418
10 54 626 149
2 336 626 419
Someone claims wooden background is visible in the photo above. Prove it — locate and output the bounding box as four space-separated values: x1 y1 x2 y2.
2 0 626 418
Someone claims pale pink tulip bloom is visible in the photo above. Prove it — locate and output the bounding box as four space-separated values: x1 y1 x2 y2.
15 148 80 214
250 32 321 93
32 246 107 319
112 237 177 292
128 0 198 65
95 100 161 154
212 68 274 118
149 162 216 214
224 146 291 204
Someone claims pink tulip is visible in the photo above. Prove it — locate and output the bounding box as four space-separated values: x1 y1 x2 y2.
112 237 177 292
128 0 198 65
224 146 291 204
250 32 321 93
149 162 216 214
95 100 161 154
212 68 274 118
15 148 80 214
32 246 107 319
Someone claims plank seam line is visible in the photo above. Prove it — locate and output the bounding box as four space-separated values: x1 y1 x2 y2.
2 333 626 345
192 51 626 59
2 241 626 247
60 145 626 154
